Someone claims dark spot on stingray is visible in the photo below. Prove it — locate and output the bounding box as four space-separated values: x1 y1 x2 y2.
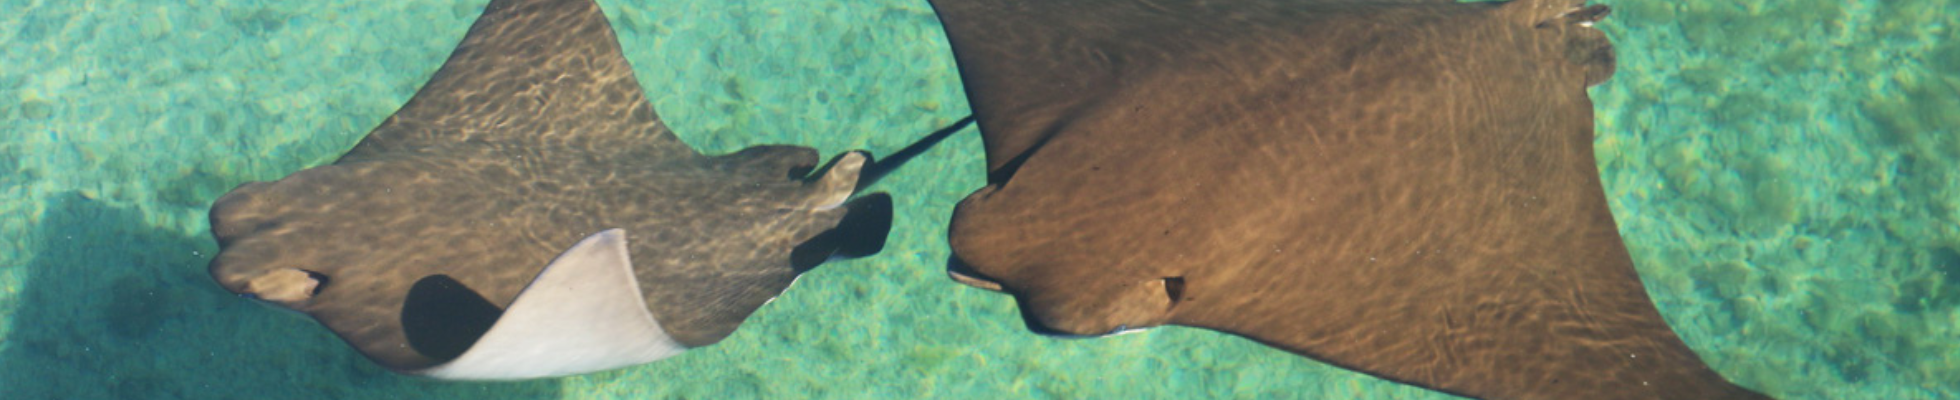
787 164 816 180
302 269 330 296
1162 276 1186 306
402 275 504 361
790 194 894 273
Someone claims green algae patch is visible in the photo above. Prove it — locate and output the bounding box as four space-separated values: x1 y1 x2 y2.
1932 41 1960 76
1653 137 1715 200
17 90 54 120
901 345 963 371
156 165 237 209
1893 272 1958 314
1678 0 1844 57
1750 178 1802 225
1863 69 1960 158
1614 0 1675 23
1696 259 1760 299
1675 60 1731 95
1742 155 1805 226
1872 0 1944 39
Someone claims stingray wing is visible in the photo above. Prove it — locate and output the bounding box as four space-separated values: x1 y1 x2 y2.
930 0 1767 399
929 0 1439 182
210 0 696 372
341 0 691 160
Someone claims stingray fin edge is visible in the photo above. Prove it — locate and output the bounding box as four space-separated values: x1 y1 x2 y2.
411 229 686 380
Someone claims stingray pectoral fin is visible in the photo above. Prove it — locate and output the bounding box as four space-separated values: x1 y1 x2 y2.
413 229 686 380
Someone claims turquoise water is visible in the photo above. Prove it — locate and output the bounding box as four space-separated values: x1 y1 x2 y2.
1 0 1954 398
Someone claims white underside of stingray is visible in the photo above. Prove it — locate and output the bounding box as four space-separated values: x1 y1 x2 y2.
413 229 688 380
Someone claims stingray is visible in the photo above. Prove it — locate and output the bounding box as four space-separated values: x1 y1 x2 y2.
929 0 1771 399
205 0 950 380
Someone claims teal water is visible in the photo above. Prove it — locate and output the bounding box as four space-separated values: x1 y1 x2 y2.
1 0 1954 398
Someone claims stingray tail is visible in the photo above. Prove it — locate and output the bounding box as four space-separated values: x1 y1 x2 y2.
789 193 895 272
789 115 968 270
855 115 977 191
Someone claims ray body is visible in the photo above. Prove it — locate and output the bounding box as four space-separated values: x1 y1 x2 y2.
207 0 892 379
928 0 1770 399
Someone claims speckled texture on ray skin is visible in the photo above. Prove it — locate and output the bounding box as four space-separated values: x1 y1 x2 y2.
207 0 866 370
1 0 1957 398
933 0 1762 399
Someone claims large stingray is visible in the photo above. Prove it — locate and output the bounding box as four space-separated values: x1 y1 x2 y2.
207 0 917 380
930 0 1772 399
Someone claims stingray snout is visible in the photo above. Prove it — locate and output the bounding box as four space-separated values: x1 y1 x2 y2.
945 255 1006 292
1015 276 1181 338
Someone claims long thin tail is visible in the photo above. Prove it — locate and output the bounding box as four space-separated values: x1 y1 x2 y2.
856 115 978 191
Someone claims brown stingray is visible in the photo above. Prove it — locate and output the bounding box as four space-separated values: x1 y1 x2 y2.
929 0 1772 399
206 0 904 379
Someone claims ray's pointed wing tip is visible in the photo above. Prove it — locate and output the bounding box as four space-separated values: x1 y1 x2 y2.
353 0 686 156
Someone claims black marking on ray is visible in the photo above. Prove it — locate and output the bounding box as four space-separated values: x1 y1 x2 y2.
1161 276 1185 307
790 193 894 273
402 275 504 362
303 269 330 296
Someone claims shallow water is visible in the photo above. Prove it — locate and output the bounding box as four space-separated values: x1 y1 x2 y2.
0 0 1954 399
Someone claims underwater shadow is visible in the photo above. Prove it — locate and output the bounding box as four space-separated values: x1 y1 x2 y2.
0 192 560 399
